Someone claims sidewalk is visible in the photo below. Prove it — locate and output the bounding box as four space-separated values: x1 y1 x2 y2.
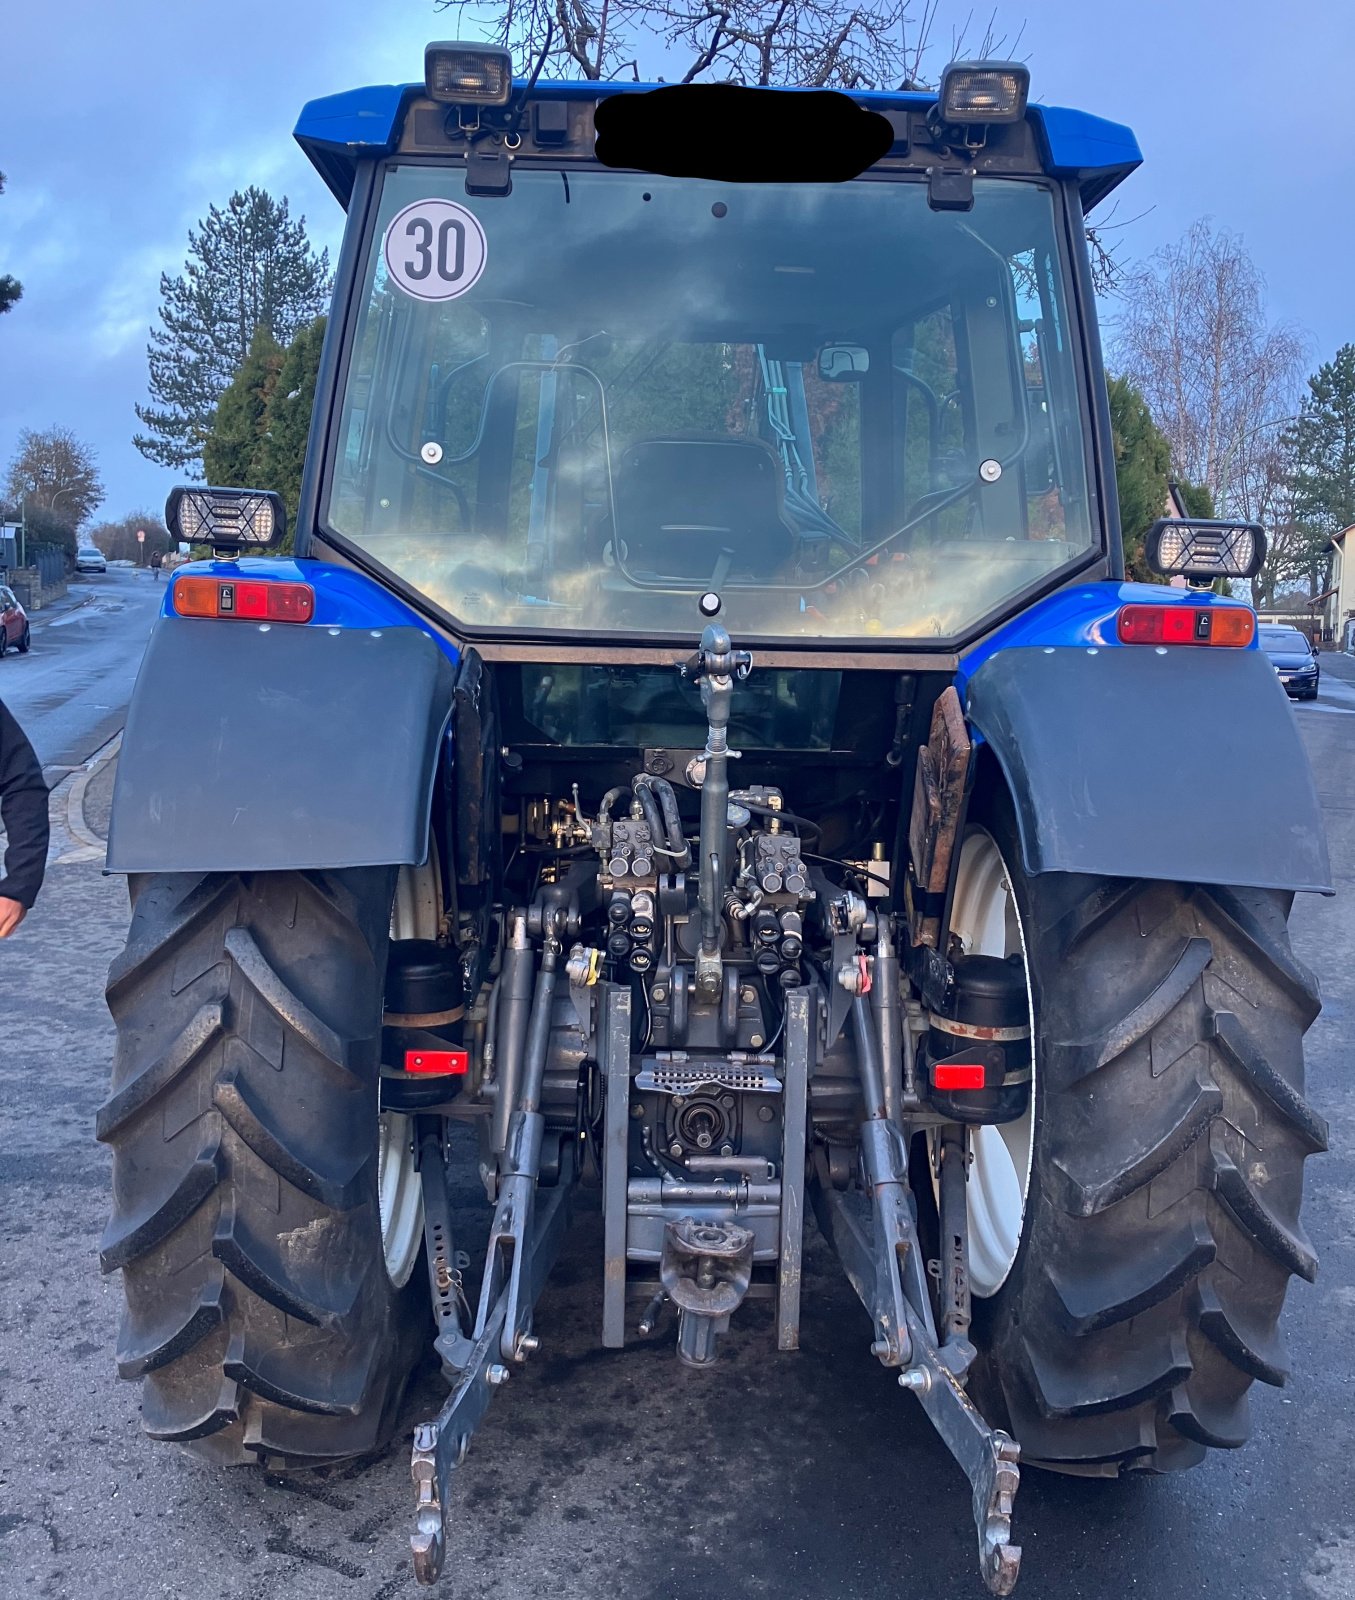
1319 649 1355 686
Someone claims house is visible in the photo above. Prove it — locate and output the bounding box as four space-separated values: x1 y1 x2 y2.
1326 525 1355 651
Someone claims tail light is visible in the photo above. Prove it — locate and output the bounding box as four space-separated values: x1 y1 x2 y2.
174 577 315 623
1116 604 1254 647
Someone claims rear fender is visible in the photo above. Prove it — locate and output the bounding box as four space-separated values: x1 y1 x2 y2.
961 585 1331 894
106 560 459 873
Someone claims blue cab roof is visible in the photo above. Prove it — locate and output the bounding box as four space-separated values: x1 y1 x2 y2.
295 79 1141 212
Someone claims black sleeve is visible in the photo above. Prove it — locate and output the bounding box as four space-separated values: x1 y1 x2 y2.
0 699 50 909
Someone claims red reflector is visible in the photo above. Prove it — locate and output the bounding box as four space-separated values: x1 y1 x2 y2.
1116 604 1254 648
172 576 314 624
933 1063 988 1090
405 1048 469 1076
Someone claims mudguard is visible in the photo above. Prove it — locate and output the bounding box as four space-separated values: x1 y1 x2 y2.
106 616 456 873
966 645 1332 893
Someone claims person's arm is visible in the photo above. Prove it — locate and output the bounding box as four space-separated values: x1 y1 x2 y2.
0 699 50 932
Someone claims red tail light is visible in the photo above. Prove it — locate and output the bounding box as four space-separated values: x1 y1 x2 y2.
1116 604 1254 647
174 577 315 623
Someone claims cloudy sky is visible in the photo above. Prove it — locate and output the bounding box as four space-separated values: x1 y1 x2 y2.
2 0 1353 523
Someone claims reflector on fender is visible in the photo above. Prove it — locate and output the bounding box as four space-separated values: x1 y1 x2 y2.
932 1062 988 1090
1116 604 1255 648
405 1048 469 1076
173 577 315 623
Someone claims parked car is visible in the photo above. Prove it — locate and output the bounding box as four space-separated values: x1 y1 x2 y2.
0 585 30 656
76 546 107 573
1259 625 1320 699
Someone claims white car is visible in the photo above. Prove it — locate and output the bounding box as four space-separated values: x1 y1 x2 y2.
76 547 107 573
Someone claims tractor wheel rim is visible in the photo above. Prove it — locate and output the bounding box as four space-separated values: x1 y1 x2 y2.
380 848 443 1288
377 1110 423 1288
944 826 1035 1298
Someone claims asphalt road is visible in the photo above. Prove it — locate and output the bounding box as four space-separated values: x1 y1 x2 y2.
0 566 163 779
1 645 1353 1600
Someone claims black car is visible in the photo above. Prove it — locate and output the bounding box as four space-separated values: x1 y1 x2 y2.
1259 625 1320 700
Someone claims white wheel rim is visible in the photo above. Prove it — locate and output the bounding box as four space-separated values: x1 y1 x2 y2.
942 827 1035 1298
379 847 443 1288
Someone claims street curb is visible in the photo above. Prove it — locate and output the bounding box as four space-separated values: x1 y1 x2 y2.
66 731 119 849
32 591 96 626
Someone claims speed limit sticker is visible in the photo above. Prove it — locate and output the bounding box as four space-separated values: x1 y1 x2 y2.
383 198 487 302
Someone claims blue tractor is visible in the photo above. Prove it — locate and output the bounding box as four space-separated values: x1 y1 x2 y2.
98 48 1330 1593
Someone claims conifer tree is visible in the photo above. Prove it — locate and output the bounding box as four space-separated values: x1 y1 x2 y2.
135 188 330 474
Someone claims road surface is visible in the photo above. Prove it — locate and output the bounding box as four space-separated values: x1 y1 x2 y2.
0 566 162 779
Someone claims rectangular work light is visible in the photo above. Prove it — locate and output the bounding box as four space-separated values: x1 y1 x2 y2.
938 61 1030 125
1144 518 1267 581
425 41 514 106
165 486 286 553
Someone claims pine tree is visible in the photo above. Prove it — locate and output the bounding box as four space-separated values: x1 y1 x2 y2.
134 188 331 474
202 327 284 489
1291 344 1355 553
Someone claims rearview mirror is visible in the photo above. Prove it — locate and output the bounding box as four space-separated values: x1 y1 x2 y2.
818 344 870 381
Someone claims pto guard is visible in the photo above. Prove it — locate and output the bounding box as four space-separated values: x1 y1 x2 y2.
965 644 1332 894
106 578 457 872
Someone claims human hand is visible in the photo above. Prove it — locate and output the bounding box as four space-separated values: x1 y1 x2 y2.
0 898 27 938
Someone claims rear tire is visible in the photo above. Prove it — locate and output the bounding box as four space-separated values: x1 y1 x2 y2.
17 626 29 654
98 869 428 1467
968 789 1326 1475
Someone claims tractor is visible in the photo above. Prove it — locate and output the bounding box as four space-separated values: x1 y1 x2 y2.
98 47 1330 1593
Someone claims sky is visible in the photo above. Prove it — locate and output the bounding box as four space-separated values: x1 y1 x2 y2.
2 0 1353 525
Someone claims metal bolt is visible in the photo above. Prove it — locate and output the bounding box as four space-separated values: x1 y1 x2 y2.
487 1364 510 1386
871 1339 892 1359
670 1141 684 1158
757 1105 775 1123
897 1367 932 1394
652 987 667 1002
631 1102 646 1119
719 1143 734 1157
740 985 757 1004
516 1333 540 1358
749 1033 764 1049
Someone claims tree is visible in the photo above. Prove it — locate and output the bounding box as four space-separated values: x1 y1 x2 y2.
4 426 105 528
1107 376 1212 581
1107 375 1172 580
1113 220 1305 524
202 326 284 488
1291 343 1355 547
87 512 174 565
255 316 327 532
438 0 1009 89
0 173 21 317
134 188 331 475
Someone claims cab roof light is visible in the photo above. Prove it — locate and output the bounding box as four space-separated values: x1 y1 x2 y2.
938 61 1030 125
174 577 315 624
1144 518 1267 582
1116 604 1255 648
425 41 514 106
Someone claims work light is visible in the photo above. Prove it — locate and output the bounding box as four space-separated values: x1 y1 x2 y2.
165 486 286 553
938 61 1030 125
425 41 514 107
1144 517 1267 582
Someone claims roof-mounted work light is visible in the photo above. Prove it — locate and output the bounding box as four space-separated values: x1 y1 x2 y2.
938 61 1030 125
166 485 286 557
425 41 514 106
1144 518 1267 583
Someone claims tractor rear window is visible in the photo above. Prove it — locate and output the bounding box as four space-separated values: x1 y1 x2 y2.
325 166 1097 644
